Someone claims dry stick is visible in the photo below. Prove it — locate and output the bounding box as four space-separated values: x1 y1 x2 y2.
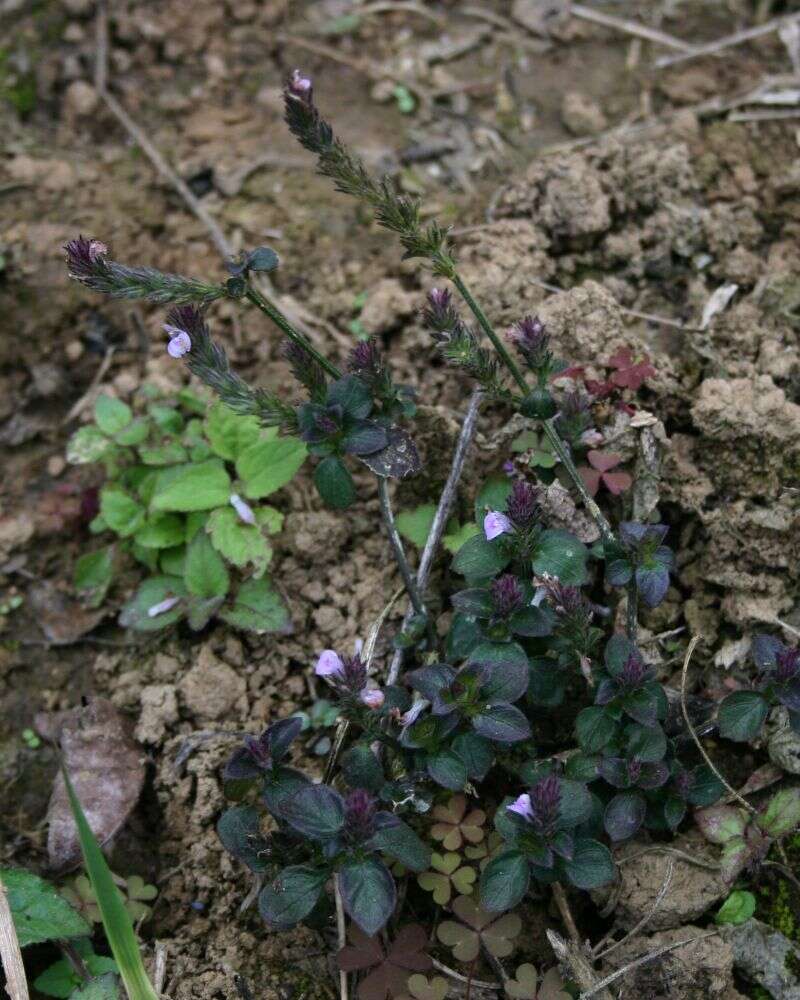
334 877 349 1000
386 388 482 686
655 12 800 68
593 859 675 961
431 958 502 991
680 636 757 816
0 875 30 1000
377 478 427 618
547 931 613 1000
570 3 696 52
153 940 168 997
578 930 720 999
551 881 581 947
356 1 447 27
61 346 116 425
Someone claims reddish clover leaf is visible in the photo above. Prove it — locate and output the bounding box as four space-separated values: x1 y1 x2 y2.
578 451 632 497
338 924 432 1000
606 349 655 391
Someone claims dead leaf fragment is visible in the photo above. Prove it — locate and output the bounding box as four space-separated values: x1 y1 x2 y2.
28 583 106 645
36 698 145 869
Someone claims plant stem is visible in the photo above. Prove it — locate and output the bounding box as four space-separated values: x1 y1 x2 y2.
377 477 427 619
551 882 581 946
451 273 529 393
246 285 342 379
626 577 638 641
542 419 616 547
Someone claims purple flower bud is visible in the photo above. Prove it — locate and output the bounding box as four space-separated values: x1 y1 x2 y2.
529 775 562 834
344 788 377 840
342 654 368 694
360 688 385 710
229 493 257 526
509 315 549 367
505 479 540 529
507 793 534 821
775 647 800 684
164 323 192 358
619 653 648 690
287 69 313 103
147 595 181 618
243 733 272 769
492 574 524 617
428 287 451 312
502 460 516 476
316 649 345 678
348 338 381 375
64 235 110 282
484 510 513 541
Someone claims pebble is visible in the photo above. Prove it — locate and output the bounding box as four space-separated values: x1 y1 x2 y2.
47 456 66 478
65 340 84 362
64 80 99 117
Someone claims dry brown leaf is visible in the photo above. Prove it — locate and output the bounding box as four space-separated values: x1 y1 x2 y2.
28 583 106 645
36 698 145 870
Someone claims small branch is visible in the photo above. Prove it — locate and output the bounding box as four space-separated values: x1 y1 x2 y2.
594 860 674 960
324 720 351 785
377 478 427 619
541 419 616 546
547 931 613 1000
0 875 29 1000
578 930 720 999
334 877 349 1000
386 389 482 685
680 636 756 816
153 940 168 997
452 274 529 393
551 881 581 946
244 286 342 380
655 13 800 69
570 3 696 52
431 958 502 991
61 347 116 426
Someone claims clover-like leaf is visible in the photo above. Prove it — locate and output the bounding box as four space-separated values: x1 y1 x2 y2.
436 894 521 962
338 924 432 1000
399 974 449 1000
417 853 476 905
504 964 568 1000
430 794 486 852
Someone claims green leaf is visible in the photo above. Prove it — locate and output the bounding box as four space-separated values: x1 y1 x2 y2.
61 768 160 1000
151 459 231 512
35 950 118 999
259 866 327 930
561 838 615 889
118 576 186 632
67 426 112 465
69 973 121 1000
73 547 115 609
217 806 270 873
368 818 430 873
133 513 184 549
159 546 186 576
531 529 588 586
718 691 769 742
114 419 149 447
327 375 372 419
480 850 530 912
397 504 436 548
452 534 510 580
184 531 229 599
715 890 756 926
94 395 132 436
280 784 345 841
314 456 356 509
138 442 188 466
100 487 144 538
474 475 513 525
341 745 385 793
759 788 800 838
442 521 479 555
473 704 531 743
205 402 262 461
427 749 467 790
148 405 183 435
206 507 271 577
451 732 493 781
338 858 396 936
220 578 292 634
576 707 617 753
185 595 224 631
237 436 307 499
0 868 91 947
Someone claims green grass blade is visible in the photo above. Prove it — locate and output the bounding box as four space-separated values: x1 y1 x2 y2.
61 767 160 1000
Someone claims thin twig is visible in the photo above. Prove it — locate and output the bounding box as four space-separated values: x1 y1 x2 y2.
386 389 482 686
0 875 29 1000
571 4 695 52
377 478 427 618
594 860 675 961
61 347 116 425
551 882 581 946
680 636 756 815
431 958 502 991
729 108 800 122
578 930 720 999
355 1 447 27
655 13 800 69
153 940 168 997
334 876 349 1000
616 846 721 872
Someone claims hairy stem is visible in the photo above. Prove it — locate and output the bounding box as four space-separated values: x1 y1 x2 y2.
377 477 427 619
626 577 638 641
451 274 529 393
245 286 342 380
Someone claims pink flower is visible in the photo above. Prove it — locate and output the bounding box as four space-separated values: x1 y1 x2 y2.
360 688 385 710
484 510 513 541
164 323 191 358
229 493 256 525
87 239 108 262
147 595 181 618
507 793 534 821
315 649 344 678
288 69 312 101
400 699 429 728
